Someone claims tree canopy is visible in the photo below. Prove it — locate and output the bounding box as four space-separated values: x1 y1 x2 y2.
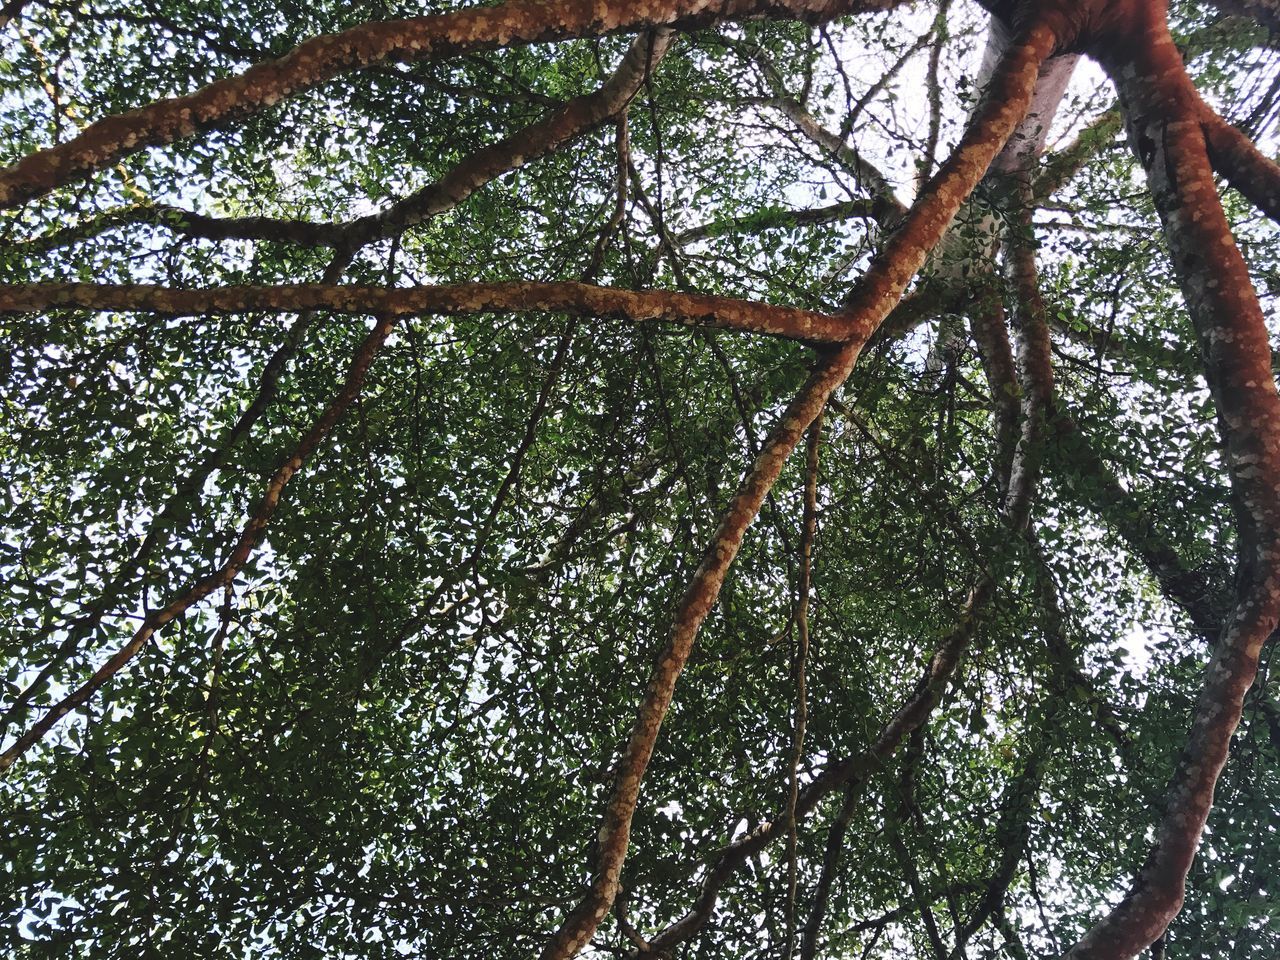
2 0 1280 957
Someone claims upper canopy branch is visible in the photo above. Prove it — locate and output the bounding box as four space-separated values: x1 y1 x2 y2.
13 29 674 252
0 0 913 210
0 280 858 344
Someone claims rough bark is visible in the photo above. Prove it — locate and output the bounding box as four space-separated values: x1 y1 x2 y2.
967 282 1019 498
1201 105 1280 226
13 28 670 262
0 280 854 344
1062 3 1280 955
0 0 913 210
1004 182 1055 532
581 24 1059 957
1 36 675 739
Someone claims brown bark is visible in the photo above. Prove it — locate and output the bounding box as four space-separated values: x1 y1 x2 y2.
50 31 667 250
0 0 912 210
575 23 1059 957
2 34 670 737
1062 3 1280 955
967 282 1019 498
1004 182 1055 532
800 39 1069 957
543 338 862 960
1201 106 1280 226
0 280 853 344
941 213 1059 957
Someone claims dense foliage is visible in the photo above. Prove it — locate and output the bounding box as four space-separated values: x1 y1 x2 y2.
2 1 1279 957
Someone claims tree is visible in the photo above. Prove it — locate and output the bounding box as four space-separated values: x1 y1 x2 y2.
2 0 1279 956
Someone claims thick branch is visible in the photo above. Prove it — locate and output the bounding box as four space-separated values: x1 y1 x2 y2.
0 280 856 344
1201 106 1280 226
546 19 1057 959
604 24 1059 956
967 280 1019 499
1066 9 1280 956
0 0 913 209
545 342 863 960
1004 182 1055 531
13 31 670 252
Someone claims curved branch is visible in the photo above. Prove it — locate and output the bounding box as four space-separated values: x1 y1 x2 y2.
544 18 1059 959
546 343 864 960
12 30 672 251
1201 105 1280 226
3 35 671 733
1067 9 1280 956
570 23 1061 957
0 249 354 736
0 0 913 210
641 571 997 958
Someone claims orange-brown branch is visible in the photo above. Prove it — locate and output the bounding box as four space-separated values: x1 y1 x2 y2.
0 280 856 344
558 20 1058 957
0 0 912 210
1067 2 1280 955
1202 107 1280 226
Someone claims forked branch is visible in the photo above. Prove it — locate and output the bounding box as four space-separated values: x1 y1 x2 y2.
0 0 914 209
547 21 1060 957
1065 7 1280 956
